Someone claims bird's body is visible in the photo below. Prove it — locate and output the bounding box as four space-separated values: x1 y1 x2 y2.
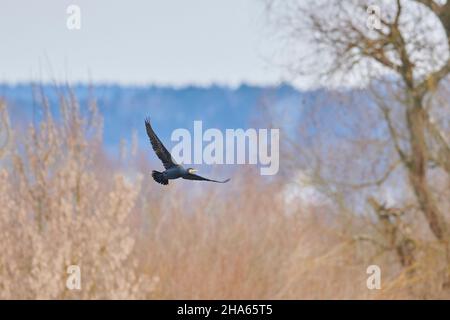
164 165 187 179
152 165 188 185
145 118 230 186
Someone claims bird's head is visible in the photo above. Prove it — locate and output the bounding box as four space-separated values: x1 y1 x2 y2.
187 168 198 174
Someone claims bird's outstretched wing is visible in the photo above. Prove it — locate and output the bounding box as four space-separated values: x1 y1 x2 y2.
183 173 230 183
145 118 177 169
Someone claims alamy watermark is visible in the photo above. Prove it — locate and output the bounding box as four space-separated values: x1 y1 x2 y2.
366 265 381 290
66 5 81 30
366 5 382 30
66 265 81 290
169 121 279 176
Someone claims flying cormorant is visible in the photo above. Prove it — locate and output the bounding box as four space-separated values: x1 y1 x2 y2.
145 118 230 185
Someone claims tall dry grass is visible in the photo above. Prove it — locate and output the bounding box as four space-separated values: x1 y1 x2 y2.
0 92 449 299
0 95 155 299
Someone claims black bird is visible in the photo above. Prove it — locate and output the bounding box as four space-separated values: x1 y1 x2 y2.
145 118 230 185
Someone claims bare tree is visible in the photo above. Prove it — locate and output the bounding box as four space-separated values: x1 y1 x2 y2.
267 0 450 277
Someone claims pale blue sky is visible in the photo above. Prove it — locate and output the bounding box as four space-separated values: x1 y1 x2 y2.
0 0 288 87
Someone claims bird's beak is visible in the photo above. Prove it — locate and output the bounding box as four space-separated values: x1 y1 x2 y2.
190 169 198 173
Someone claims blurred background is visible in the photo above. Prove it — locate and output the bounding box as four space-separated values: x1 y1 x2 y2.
0 0 449 299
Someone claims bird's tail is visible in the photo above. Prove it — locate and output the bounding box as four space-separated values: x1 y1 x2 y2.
152 170 169 185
